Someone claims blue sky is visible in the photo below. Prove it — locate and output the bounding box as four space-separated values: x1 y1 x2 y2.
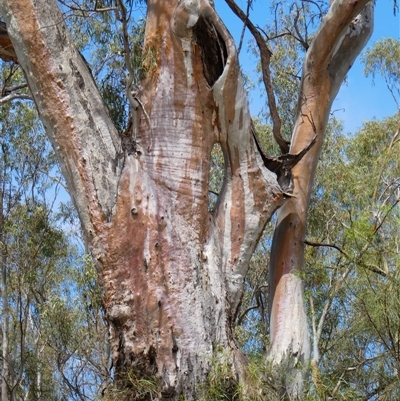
215 0 400 134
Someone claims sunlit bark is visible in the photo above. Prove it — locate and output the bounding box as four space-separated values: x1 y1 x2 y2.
0 0 284 398
0 0 376 398
268 1 374 397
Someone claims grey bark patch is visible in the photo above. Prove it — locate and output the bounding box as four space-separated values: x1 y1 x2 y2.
69 59 85 89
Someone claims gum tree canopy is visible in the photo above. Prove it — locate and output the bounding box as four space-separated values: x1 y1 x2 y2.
0 0 373 399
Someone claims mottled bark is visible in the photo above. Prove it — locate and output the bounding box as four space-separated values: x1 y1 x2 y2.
267 1 374 398
0 0 284 399
0 0 376 398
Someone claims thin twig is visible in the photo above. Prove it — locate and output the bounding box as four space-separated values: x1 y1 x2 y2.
3 83 28 92
304 239 349 258
293 6 309 50
58 0 116 14
372 197 400 235
237 0 251 55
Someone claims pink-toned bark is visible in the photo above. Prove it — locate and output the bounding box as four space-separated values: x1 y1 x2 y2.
0 0 375 398
268 1 374 397
0 0 284 398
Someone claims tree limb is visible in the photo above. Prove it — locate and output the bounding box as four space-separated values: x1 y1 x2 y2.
304 239 349 258
307 0 371 75
236 0 251 55
224 0 289 153
0 93 32 104
0 0 123 236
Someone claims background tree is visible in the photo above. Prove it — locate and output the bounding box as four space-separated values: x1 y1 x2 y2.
0 63 110 401
300 37 400 399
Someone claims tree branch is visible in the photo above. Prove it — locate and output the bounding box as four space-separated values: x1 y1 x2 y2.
237 284 267 325
0 0 123 236
237 0 251 55
307 0 371 75
224 0 289 153
58 0 117 15
304 239 349 258
0 93 32 104
292 7 309 50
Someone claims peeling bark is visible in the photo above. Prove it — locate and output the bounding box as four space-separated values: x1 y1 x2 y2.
0 0 375 398
0 0 284 398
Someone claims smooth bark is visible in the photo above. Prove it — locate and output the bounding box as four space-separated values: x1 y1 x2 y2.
268 1 374 397
0 0 376 398
0 0 284 398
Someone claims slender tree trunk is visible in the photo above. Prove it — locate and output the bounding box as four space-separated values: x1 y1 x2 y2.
0 174 9 401
1 252 9 401
267 1 374 398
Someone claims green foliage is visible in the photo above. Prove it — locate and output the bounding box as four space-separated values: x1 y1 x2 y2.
238 358 281 401
251 0 327 142
233 109 400 399
58 0 148 132
3 2 400 400
196 354 284 401
363 38 400 109
303 113 400 399
104 368 159 401
198 352 240 401
0 63 109 401
98 19 147 132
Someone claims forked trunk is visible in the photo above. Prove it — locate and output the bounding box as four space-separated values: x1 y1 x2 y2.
0 0 376 398
101 2 285 396
0 0 284 398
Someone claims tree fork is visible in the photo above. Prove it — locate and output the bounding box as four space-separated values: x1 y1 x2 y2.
0 0 375 398
0 0 286 398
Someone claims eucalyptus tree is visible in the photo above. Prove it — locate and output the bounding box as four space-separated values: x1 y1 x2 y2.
296 112 399 399
298 37 400 400
0 0 374 399
0 64 109 401
0 86 61 401
236 36 400 400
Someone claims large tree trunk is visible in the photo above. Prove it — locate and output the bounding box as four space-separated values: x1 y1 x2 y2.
0 0 285 398
0 0 376 398
267 1 374 397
